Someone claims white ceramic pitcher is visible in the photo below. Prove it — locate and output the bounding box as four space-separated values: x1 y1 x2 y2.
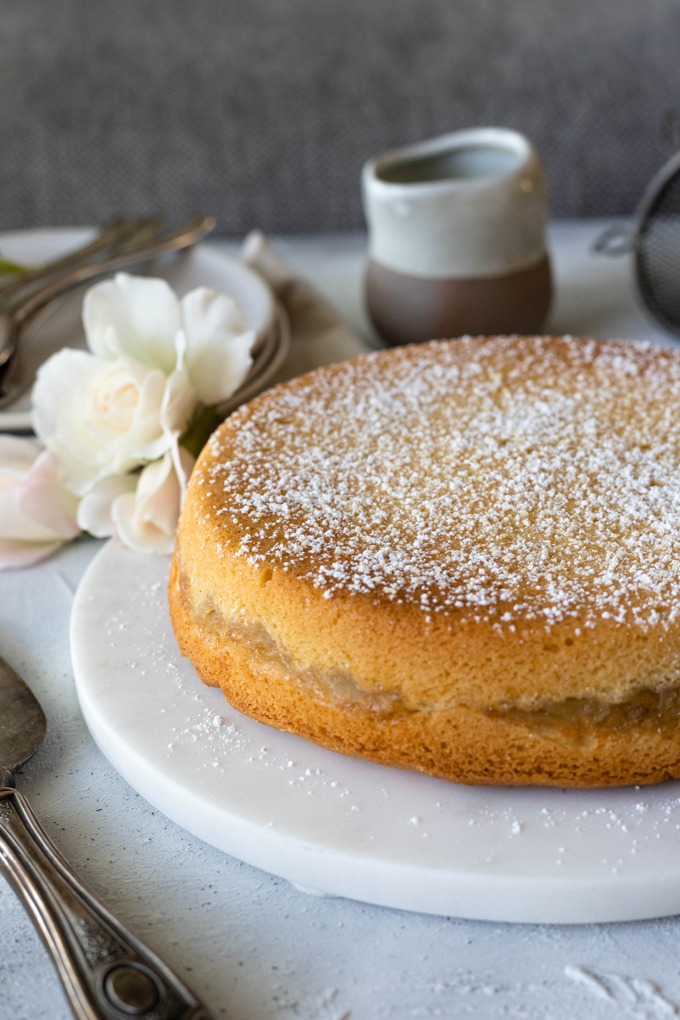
362 127 552 346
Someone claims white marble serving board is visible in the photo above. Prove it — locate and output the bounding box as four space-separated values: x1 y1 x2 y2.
70 539 680 924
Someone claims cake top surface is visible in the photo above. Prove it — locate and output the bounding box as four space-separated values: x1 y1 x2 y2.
196 335 680 631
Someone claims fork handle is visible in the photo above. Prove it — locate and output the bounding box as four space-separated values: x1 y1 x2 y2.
0 216 216 389
0 218 141 305
13 215 216 327
0 784 213 1020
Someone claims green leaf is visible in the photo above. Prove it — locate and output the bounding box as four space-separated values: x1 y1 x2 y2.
181 404 222 458
0 256 30 276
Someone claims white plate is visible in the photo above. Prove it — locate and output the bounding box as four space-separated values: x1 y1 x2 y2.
69 539 680 924
0 227 277 432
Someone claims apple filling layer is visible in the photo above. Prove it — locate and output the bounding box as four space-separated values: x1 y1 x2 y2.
200 605 403 713
199 602 680 736
488 686 680 740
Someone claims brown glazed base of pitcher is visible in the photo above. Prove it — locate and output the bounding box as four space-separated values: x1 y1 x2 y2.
365 254 552 346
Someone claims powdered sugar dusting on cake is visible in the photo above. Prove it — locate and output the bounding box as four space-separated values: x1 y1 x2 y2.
200 336 680 630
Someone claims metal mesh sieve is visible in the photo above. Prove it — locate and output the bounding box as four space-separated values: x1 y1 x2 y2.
594 150 680 336
634 151 680 335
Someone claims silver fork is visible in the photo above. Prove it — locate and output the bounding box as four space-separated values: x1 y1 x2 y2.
0 215 215 407
0 217 157 302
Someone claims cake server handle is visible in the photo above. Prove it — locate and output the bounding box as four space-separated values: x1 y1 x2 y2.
0 781 213 1019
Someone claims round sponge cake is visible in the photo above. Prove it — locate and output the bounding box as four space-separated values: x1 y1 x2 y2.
169 335 680 787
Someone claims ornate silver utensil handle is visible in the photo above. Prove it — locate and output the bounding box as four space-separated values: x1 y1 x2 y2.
0 779 213 1019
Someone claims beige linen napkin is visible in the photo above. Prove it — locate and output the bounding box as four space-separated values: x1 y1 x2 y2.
242 231 371 384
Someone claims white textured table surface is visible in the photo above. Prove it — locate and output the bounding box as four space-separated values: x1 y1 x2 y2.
3 222 680 1020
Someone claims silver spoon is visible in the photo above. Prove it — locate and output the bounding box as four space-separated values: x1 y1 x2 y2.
0 653 213 1019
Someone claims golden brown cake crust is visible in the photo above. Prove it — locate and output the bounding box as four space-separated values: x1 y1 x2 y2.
169 335 680 787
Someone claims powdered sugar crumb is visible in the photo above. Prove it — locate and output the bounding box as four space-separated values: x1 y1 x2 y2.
201 336 680 631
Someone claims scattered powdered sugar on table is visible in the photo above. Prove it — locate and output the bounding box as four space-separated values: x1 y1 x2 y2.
565 966 680 1016
200 335 680 630
278 986 351 1020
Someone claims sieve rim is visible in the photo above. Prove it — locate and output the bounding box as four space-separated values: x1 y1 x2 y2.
633 149 680 336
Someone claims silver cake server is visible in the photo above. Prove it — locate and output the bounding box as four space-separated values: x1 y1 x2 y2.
0 653 213 1019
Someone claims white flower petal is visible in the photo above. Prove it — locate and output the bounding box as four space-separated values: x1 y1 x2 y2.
111 448 194 555
33 347 196 494
77 474 136 538
180 287 254 406
32 348 102 447
17 449 80 535
0 538 65 570
0 436 44 495
1 489 58 541
0 437 80 570
83 273 182 374
160 364 198 438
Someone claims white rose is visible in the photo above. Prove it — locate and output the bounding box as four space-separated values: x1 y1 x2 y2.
77 447 195 555
83 273 255 407
0 436 80 569
179 286 255 406
11 272 256 565
32 273 255 497
32 347 195 495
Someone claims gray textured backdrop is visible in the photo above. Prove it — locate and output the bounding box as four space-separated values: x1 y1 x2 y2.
2 0 679 235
